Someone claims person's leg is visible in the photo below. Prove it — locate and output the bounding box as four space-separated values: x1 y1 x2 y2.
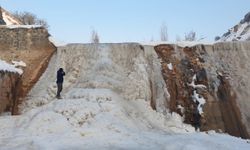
194 124 198 131
197 122 201 132
56 83 59 98
56 83 62 98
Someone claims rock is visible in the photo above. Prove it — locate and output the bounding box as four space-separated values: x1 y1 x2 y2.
196 68 207 83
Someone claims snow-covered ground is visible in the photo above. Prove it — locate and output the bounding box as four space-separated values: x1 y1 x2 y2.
0 43 249 150
0 59 23 74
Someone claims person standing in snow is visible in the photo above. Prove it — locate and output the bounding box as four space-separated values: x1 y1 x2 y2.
56 68 65 99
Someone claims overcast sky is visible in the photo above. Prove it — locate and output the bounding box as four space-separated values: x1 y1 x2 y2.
1 0 250 43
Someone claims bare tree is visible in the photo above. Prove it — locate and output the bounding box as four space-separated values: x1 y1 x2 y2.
21 12 36 24
36 19 49 29
13 11 49 29
91 30 100 43
184 31 196 41
160 22 168 41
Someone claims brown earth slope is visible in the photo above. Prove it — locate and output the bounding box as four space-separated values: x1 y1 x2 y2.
0 26 56 114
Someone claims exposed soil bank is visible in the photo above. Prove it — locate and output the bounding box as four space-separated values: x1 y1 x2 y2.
0 26 56 114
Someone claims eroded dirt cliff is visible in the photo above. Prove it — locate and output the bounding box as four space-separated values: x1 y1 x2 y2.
0 71 21 114
0 26 56 114
154 43 250 139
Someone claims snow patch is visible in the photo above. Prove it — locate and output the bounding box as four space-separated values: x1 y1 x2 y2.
188 74 206 114
192 90 206 114
188 74 206 89
2 11 21 25
0 25 42 29
12 60 26 67
0 59 23 74
167 63 173 70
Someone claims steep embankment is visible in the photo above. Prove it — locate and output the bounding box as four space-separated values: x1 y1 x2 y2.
0 26 56 114
0 60 22 114
154 42 250 139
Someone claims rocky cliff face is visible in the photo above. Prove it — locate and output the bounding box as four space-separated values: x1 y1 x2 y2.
154 42 250 139
0 71 21 114
0 26 56 114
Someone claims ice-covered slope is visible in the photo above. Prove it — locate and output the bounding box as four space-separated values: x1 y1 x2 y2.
0 43 249 149
219 12 250 41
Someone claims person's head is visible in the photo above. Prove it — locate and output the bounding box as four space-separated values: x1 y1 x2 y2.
59 68 63 72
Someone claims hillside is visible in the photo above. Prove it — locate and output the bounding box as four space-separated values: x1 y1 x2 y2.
0 6 250 150
218 12 250 41
0 11 56 115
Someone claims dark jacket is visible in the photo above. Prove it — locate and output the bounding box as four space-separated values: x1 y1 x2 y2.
56 69 65 83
